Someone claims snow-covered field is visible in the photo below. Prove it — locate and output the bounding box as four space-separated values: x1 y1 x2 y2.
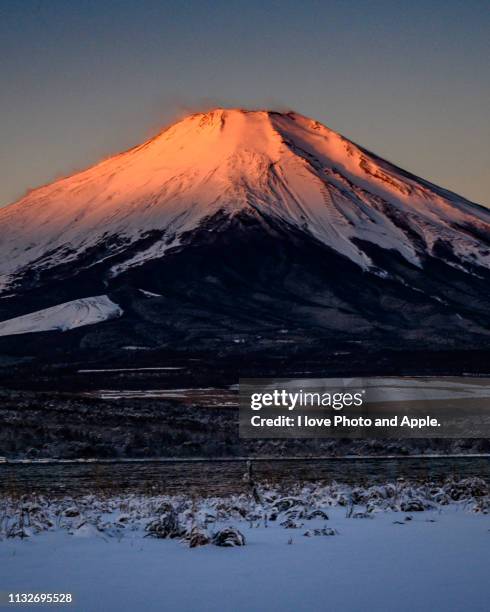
1 478 488 611
0 295 122 337
2 507 489 612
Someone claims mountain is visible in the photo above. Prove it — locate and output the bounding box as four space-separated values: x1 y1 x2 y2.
0 108 489 373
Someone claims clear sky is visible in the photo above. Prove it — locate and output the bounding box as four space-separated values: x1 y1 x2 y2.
1 0 489 207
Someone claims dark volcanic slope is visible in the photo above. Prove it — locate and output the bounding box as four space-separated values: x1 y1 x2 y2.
0 209 489 374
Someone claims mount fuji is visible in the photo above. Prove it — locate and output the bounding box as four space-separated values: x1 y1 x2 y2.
1 108 489 372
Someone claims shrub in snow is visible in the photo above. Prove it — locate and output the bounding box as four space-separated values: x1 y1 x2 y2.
272 497 305 513
186 527 211 548
1 476 488 545
446 478 487 501
145 510 186 539
4 519 33 539
280 517 304 529
213 501 249 521
212 527 246 547
62 507 80 518
2 502 54 538
304 527 337 537
117 514 131 524
306 509 329 520
470 500 489 514
69 521 102 538
432 491 450 505
400 500 425 512
153 501 174 515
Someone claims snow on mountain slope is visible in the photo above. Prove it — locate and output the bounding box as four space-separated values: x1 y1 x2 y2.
0 296 122 336
0 108 489 293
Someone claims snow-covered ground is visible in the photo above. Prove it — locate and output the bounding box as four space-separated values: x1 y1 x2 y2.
0 295 122 337
1 479 488 611
1 507 489 612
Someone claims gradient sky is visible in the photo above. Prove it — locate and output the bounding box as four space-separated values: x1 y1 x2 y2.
1 0 489 208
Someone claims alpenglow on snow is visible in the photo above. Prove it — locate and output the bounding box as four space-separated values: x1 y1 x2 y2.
1 108 489 293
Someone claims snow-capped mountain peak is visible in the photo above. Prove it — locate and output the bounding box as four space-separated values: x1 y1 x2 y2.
1 108 489 293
